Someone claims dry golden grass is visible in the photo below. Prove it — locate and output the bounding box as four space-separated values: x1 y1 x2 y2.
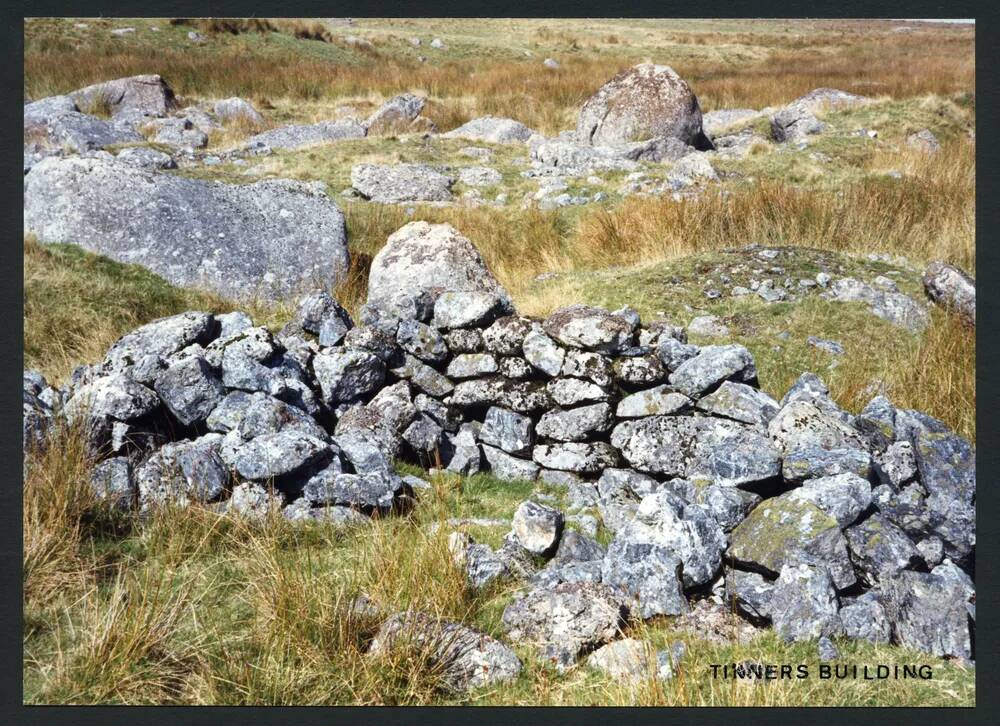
24 19 974 134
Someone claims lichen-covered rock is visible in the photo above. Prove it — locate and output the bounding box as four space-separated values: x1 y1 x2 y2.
783 446 873 484
577 64 712 149
367 222 512 322
480 406 534 455
449 532 509 589
445 353 499 379
396 319 448 364
724 568 774 624
586 639 657 684
610 416 780 487
828 277 929 332
542 304 635 353
242 119 366 151
24 156 351 301
351 163 454 203
301 468 402 512
227 482 285 518
136 434 228 509
668 344 757 398
769 105 824 143
839 592 892 644
501 582 629 669
601 539 688 619
551 531 606 565
512 500 565 556
313 349 386 405
785 473 872 528
560 350 614 386
768 400 866 455
90 456 135 510
546 377 610 407
729 493 856 590
443 116 535 144
617 490 727 587
432 291 508 329
481 444 539 481
532 442 620 474
364 93 425 133
64 373 161 424
844 514 923 586
769 564 843 642
536 403 613 442
696 381 779 426
615 385 691 418
369 611 523 693
522 328 566 377
612 353 667 386
231 431 331 483
214 96 264 125
879 563 974 660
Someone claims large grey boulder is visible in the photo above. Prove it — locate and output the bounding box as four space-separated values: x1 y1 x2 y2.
576 64 712 150
69 74 177 117
443 116 535 144
24 156 350 301
242 119 366 151
922 261 975 326
350 163 454 203
366 222 513 321
501 582 628 669
369 611 522 693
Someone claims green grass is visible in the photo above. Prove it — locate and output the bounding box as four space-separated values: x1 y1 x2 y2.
23 442 976 706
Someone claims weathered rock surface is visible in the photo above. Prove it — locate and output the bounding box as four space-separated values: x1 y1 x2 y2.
922 261 975 326
24 156 350 301
577 64 712 150
242 119 366 151
351 163 455 203
366 222 513 322
443 116 535 144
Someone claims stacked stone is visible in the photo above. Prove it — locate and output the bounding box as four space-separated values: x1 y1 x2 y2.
23 221 975 672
